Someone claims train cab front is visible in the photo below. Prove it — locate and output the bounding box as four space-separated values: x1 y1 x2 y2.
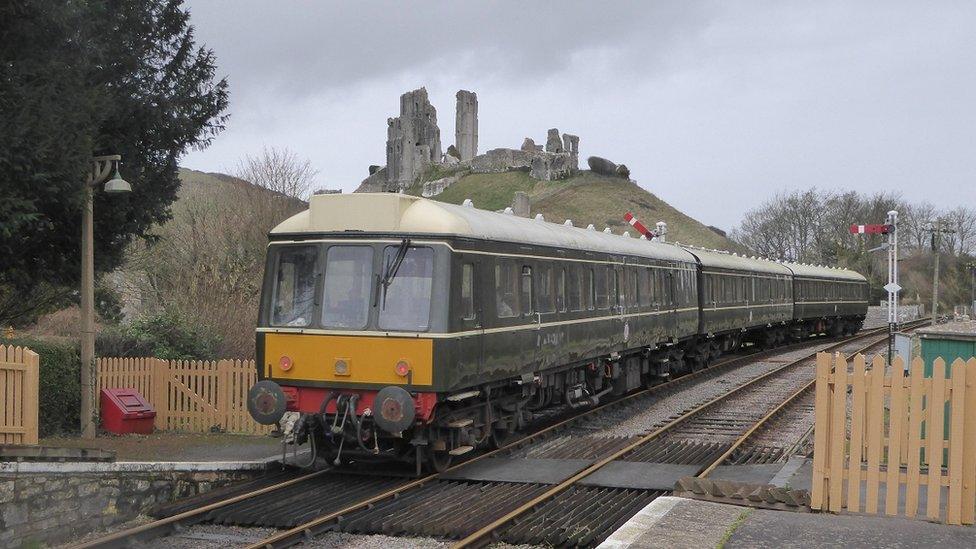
248 330 439 467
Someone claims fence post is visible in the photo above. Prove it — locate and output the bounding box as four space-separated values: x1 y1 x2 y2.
963 357 976 525
863 354 885 514
847 354 867 513
811 352 832 510
152 358 168 431
906 356 925 517
947 358 967 524
886 356 906 516
927 358 947 521
828 353 848 512
25 349 39 445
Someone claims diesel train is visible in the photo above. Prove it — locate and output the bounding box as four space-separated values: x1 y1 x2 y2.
247 193 869 471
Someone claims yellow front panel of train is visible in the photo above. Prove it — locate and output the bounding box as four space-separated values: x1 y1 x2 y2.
263 333 433 386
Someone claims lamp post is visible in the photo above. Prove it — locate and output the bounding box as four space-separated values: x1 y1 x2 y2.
80 155 131 440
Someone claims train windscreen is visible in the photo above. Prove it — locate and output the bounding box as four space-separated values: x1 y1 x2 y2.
270 245 318 327
378 246 433 331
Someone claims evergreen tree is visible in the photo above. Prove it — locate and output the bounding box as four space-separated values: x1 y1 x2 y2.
0 0 229 324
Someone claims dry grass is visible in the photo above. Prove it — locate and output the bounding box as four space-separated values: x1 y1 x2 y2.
431 170 741 251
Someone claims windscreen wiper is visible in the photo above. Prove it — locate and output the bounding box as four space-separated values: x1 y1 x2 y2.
375 238 411 308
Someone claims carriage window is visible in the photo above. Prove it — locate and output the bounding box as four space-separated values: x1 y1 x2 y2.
495 261 520 318
557 268 567 312
569 266 581 311
271 246 318 327
609 267 619 309
460 263 475 320
536 265 555 313
521 265 534 316
639 268 652 307
595 267 609 309
626 268 638 309
321 246 373 329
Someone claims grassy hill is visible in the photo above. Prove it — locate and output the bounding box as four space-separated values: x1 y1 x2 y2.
412 170 740 251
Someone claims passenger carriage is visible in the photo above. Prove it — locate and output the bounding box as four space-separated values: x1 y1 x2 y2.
247 193 868 471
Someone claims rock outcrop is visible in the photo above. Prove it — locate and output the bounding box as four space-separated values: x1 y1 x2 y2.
588 156 619 177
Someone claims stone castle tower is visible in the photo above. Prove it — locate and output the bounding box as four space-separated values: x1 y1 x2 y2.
386 88 442 188
455 90 478 161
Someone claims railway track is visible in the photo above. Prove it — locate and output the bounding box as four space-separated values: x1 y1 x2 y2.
75 324 913 549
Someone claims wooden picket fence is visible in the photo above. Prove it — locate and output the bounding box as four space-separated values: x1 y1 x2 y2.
811 352 976 524
0 345 40 445
96 357 269 435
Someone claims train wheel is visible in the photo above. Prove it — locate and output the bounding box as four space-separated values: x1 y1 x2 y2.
428 447 453 472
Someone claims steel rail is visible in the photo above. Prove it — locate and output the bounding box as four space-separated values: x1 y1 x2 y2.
80 326 894 549
75 334 829 549
450 324 916 548
70 469 334 549
246 331 887 549
696 317 929 478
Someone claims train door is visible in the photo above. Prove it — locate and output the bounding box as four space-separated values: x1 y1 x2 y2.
456 258 484 380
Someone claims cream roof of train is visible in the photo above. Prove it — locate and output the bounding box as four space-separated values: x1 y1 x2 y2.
271 193 697 263
681 247 793 276
783 261 867 282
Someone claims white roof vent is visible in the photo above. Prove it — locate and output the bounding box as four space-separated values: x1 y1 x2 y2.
503 207 514 215
587 224 596 231
603 227 613 234
462 198 474 208
564 219 573 227
534 213 545 222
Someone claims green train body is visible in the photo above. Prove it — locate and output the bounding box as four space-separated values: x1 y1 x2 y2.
247 194 868 471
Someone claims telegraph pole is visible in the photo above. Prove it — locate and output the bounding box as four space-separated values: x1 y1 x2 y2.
926 219 955 325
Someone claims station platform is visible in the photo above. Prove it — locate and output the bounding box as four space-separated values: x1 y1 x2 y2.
599 496 976 548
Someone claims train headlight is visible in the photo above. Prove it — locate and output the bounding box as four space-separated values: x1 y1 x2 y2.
394 360 410 377
278 355 293 372
334 359 350 376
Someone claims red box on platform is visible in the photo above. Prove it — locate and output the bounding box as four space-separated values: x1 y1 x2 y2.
100 388 156 434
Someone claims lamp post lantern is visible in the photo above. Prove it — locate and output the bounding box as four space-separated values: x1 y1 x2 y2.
80 155 130 440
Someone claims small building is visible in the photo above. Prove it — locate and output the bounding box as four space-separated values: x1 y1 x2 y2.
917 320 976 376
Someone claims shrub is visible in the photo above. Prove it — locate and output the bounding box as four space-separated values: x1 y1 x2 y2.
1 336 80 437
96 309 218 361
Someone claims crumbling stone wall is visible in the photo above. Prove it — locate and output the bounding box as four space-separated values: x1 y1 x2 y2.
0 468 261 547
386 87 442 190
455 90 478 161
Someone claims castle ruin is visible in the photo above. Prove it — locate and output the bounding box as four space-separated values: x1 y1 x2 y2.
455 90 478 161
385 88 442 188
356 87 586 194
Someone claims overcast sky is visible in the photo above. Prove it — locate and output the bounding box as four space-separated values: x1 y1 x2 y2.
180 1 976 231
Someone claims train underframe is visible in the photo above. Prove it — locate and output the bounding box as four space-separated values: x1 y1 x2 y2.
285 315 864 473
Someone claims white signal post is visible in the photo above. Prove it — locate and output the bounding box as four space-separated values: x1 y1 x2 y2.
884 210 900 364
850 211 899 363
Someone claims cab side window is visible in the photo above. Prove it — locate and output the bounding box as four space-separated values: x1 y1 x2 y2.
520 265 534 316
461 263 475 320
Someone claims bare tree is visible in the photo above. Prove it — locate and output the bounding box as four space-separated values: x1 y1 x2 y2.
946 206 976 255
235 146 318 200
123 176 306 357
900 202 937 252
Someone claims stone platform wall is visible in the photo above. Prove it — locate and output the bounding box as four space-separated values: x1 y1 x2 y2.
0 463 265 548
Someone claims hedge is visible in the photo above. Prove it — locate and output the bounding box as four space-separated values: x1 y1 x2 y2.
1 336 80 437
